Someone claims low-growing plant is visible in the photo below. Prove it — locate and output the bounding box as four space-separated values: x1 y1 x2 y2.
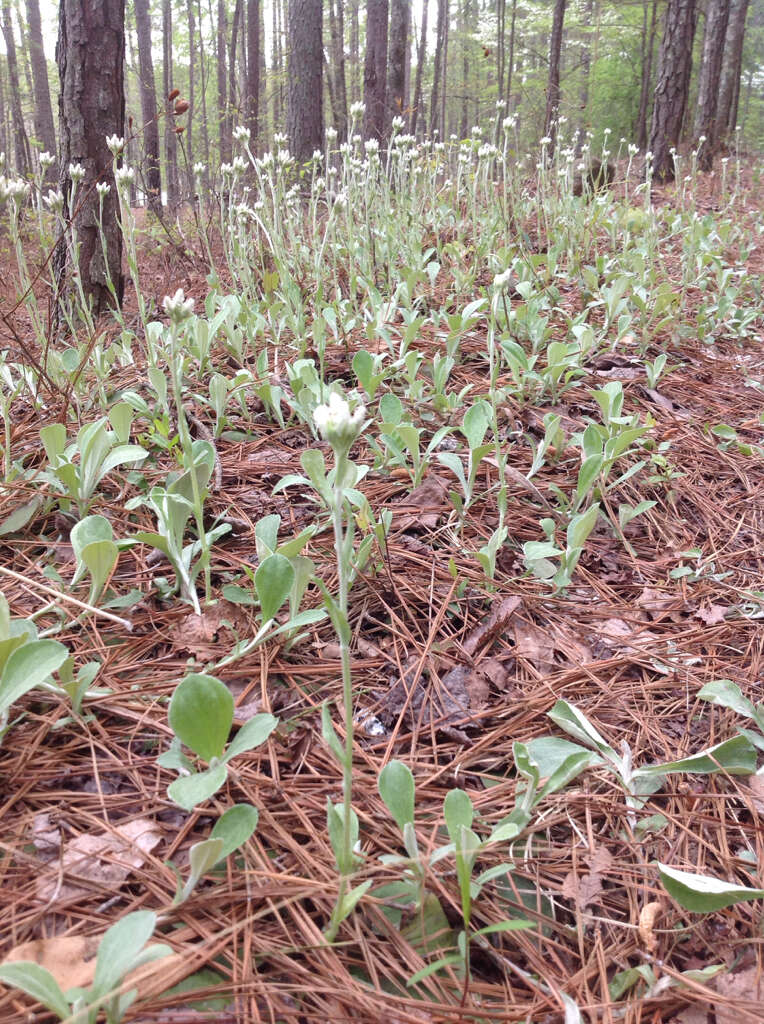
160 672 277 811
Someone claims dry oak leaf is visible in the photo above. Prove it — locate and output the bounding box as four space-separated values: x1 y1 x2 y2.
37 817 162 903
513 618 555 673
462 596 521 656
390 473 450 529
637 586 685 621
694 603 729 626
171 600 249 659
715 967 764 1024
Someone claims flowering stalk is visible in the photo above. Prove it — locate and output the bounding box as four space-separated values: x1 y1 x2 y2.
313 390 367 942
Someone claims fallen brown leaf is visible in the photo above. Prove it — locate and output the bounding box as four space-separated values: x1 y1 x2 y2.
715 967 764 1024
37 817 162 903
462 596 521 656
513 618 555 673
390 474 450 529
171 600 249 659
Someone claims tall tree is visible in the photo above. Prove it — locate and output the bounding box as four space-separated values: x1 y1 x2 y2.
349 0 360 104
196 0 210 175
544 0 566 158
648 0 698 181
716 0 750 141
186 0 196 185
505 0 518 110
162 0 180 205
328 0 348 141
429 0 447 138
693 0 731 170
26 0 57 173
287 0 323 162
57 0 125 312
1 2 30 175
363 0 389 142
410 0 428 135
387 0 410 128
245 0 259 145
636 0 659 151
134 0 162 209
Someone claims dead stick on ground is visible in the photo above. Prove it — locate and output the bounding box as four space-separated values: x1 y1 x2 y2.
0 565 133 631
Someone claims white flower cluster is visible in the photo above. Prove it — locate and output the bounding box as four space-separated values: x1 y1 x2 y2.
233 125 251 142
96 181 111 198
43 188 64 212
68 162 86 183
493 269 514 290
313 391 366 450
0 176 29 204
106 135 124 156
39 151 56 169
163 288 195 324
115 165 135 190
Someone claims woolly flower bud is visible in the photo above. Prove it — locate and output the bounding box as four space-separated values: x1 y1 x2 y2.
0 176 30 203
106 134 124 156
232 156 248 174
40 151 55 168
43 188 64 211
233 125 251 142
68 163 86 183
96 181 111 198
326 126 338 140
193 161 206 175
350 101 365 118
540 136 552 146
115 165 135 189
313 390 366 450
163 288 195 324
493 269 514 290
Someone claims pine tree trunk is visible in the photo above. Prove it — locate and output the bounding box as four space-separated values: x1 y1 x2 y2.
245 0 259 145
56 0 125 313
197 0 210 179
506 0 517 109
715 0 749 143
440 0 448 138
329 0 348 140
636 0 658 151
387 0 409 129
693 0 731 169
25 0 57 174
410 0 428 136
576 0 594 154
185 0 195 187
429 0 446 138
217 0 230 164
134 0 162 209
0 62 7 160
349 0 360 104
648 0 698 181
544 0 566 159
1 2 30 176
163 0 179 205
460 0 469 138
363 0 389 142
287 0 323 163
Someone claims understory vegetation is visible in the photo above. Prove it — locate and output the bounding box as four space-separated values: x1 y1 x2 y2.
0 127 763 1022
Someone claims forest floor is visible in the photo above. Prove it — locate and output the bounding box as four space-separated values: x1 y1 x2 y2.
0 167 763 1024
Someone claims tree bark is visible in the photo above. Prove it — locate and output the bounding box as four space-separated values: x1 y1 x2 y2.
648 0 698 181
134 0 162 209
26 0 57 174
56 0 125 312
387 0 409 128
410 0 428 136
715 0 750 142
576 0 594 154
693 0 731 169
544 0 566 159
287 0 323 163
162 0 179 205
196 0 210 178
506 0 518 110
349 0 360 104
328 0 348 140
2 2 30 176
185 0 196 187
429 0 446 138
636 0 658 151
363 0 389 142
245 0 259 146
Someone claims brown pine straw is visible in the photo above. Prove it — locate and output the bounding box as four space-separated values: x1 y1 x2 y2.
0 183 763 1022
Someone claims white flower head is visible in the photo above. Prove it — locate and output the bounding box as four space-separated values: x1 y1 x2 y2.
95 181 111 198
39 151 56 169
163 288 195 324
350 101 366 119
68 162 86 183
193 161 206 175
313 390 366 450
43 188 64 212
493 269 514 291
114 165 135 189
233 125 251 142
106 134 124 156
